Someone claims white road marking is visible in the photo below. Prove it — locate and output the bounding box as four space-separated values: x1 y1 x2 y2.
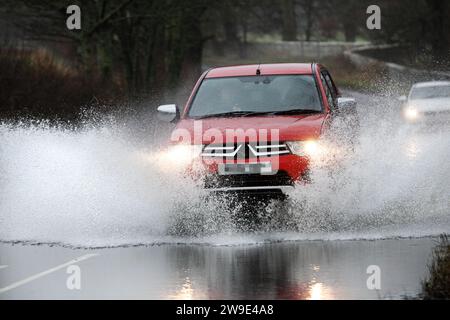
0 265 8 270
0 254 98 294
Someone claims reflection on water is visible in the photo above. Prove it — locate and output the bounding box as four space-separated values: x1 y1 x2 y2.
167 279 335 300
307 264 335 300
168 277 196 300
0 239 437 300
154 239 434 300
309 283 333 300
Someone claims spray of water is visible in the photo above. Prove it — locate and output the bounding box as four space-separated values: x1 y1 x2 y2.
0 95 449 247
288 122 450 239
0 119 204 246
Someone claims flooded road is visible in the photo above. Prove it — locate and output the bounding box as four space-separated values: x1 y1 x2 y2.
0 238 437 300
0 91 449 299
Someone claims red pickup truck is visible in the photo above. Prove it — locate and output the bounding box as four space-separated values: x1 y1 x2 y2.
157 63 357 197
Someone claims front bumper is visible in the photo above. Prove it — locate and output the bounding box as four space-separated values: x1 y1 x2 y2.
405 110 450 124
199 154 309 194
207 185 294 194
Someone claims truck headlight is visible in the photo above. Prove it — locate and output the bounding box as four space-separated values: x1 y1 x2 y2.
165 144 203 166
286 140 321 157
155 144 203 171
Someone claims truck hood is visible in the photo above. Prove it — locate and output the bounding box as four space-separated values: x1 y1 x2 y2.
173 114 327 144
409 98 450 113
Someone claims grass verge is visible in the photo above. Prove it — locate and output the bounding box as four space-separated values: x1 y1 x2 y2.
421 235 450 300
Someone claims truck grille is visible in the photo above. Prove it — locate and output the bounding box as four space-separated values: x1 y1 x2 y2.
201 143 291 159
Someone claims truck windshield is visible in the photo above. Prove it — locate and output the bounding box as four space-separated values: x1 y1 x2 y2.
188 75 322 118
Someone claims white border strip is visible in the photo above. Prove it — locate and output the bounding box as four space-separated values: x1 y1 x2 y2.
0 254 98 294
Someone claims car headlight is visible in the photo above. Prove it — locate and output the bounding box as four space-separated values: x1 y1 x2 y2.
286 140 321 157
404 107 419 121
156 144 203 171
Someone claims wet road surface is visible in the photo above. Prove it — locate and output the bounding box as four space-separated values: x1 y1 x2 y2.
0 238 437 300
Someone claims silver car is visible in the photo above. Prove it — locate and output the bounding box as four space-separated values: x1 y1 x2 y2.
400 81 450 124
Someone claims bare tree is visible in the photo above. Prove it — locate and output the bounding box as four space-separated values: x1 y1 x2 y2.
298 0 320 41
281 0 297 41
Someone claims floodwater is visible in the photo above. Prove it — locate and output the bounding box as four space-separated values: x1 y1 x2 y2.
0 238 438 300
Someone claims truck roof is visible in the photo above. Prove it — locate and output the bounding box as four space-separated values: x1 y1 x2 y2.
205 63 314 78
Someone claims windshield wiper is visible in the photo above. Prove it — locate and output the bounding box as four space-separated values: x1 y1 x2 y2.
193 109 322 119
194 111 266 119
259 109 322 116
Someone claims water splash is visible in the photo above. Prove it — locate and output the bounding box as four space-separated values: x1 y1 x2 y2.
0 120 204 246
0 96 449 248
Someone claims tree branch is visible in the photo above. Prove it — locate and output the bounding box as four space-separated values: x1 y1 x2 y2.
86 0 135 37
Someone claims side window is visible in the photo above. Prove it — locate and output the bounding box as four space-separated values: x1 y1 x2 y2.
320 72 335 109
323 71 338 98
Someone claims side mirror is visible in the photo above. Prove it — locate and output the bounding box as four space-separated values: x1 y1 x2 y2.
157 104 180 123
337 97 357 115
